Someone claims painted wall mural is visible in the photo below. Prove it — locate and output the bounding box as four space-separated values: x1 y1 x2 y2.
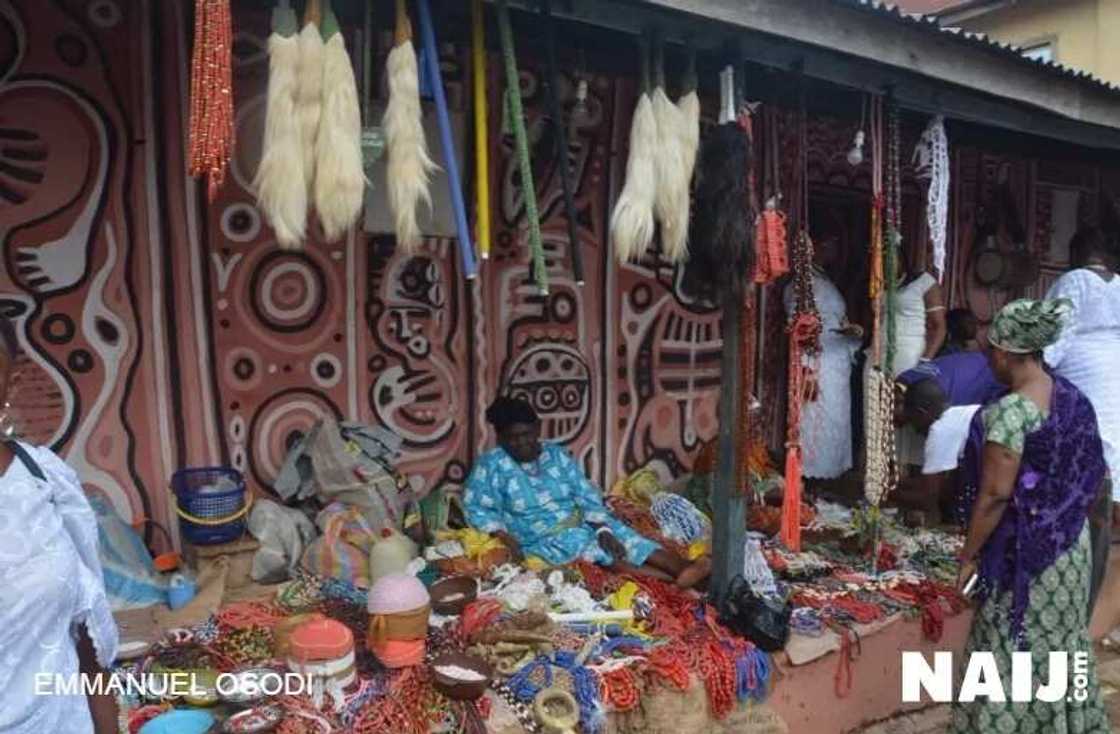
0 0 158 529
1 0 1116 542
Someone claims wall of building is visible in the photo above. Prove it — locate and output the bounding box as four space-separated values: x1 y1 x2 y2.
0 0 728 541
0 0 1116 543
955 0 1115 85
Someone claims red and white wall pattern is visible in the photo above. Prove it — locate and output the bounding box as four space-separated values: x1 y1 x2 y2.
0 0 1114 540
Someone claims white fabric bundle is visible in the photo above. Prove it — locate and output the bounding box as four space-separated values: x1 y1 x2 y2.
610 91 657 262
314 15 365 242
743 534 778 597
383 1 436 253
253 5 306 249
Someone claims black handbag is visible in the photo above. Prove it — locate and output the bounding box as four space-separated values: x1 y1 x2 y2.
718 575 791 652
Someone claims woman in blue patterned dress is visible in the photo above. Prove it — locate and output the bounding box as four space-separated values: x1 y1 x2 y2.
465 397 711 588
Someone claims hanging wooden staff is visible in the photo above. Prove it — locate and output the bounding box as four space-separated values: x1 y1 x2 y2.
416 0 479 279
496 0 548 293
735 70 757 488
738 292 757 489
471 0 491 260
541 0 585 285
187 0 235 200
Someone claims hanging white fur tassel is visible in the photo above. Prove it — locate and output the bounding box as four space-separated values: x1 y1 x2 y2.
383 0 436 253
677 89 700 183
610 92 656 263
610 40 657 263
669 72 700 263
314 4 365 242
652 85 689 262
297 0 325 194
676 53 701 205
253 2 306 250
649 37 690 263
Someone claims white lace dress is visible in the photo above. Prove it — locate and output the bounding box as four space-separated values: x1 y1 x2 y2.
0 444 119 734
1045 268 1120 500
889 272 937 466
785 273 861 479
892 272 937 376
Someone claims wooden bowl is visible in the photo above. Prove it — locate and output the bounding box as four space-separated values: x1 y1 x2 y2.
435 547 510 577
429 576 477 616
430 652 492 700
223 705 283 734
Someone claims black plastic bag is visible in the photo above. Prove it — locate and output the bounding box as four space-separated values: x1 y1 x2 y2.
718 576 791 652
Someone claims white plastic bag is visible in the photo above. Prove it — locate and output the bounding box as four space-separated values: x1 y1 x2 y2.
88 495 167 610
248 499 317 583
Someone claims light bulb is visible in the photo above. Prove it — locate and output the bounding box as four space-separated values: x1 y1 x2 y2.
570 78 590 127
847 130 865 167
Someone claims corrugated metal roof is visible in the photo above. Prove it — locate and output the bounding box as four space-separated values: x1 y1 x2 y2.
889 0 972 12
836 0 1120 94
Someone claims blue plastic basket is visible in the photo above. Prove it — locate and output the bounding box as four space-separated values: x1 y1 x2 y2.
171 467 248 546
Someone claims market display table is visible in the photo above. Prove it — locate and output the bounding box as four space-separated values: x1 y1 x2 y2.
771 609 972 733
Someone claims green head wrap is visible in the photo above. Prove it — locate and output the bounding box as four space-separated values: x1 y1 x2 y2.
988 298 1073 354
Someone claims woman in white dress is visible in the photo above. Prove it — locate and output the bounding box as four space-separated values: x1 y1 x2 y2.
1046 229 1120 504
1045 228 1119 624
0 317 119 733
890 248 947 375
785 231 863 480
885 250 947 467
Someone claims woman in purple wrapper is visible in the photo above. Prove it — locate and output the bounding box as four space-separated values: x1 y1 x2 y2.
951 298 1109 733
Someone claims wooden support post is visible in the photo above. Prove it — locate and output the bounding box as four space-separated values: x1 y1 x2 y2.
711 288 748 604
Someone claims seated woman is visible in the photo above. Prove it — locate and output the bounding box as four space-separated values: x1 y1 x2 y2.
465 397 710 588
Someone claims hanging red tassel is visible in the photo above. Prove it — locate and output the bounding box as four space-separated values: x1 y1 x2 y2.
783 313 818 552
783 230 820 553
188 0 235 201
753 208 789 284
781 447 802 550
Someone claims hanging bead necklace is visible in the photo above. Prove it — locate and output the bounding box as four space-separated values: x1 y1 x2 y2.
187 0 235 201
864 100 899 509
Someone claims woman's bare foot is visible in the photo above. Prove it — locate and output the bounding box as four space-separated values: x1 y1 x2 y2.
675 557 712 589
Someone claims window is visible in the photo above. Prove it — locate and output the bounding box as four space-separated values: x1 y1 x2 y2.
1021 41 1054 63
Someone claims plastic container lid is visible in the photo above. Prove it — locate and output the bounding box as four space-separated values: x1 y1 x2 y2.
367 572 430 615
288 618 354 662
139 709 215 734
